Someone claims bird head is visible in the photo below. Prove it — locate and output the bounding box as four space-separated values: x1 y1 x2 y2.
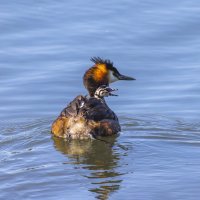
83 57 135 96
94 85 118 99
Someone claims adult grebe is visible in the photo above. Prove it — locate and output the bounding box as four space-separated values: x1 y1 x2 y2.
51 57 135 139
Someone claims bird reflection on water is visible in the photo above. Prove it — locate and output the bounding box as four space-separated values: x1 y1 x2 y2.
52 136 126 200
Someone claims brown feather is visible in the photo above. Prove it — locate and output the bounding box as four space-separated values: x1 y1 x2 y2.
51 95 120 139
83 64 109 97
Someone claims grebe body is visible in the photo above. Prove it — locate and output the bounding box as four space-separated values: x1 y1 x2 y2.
51 57 135 139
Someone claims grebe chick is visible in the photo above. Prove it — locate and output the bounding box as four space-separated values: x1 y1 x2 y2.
51 57 135 139
94 85 118 98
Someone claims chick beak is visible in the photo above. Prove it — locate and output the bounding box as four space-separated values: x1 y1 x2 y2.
117 73 136 80
107 88 118 96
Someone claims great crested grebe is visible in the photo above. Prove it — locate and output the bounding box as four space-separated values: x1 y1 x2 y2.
51 57 135 139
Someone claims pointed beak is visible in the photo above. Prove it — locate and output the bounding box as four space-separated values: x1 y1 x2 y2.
117 74 136 80
107 87 118 96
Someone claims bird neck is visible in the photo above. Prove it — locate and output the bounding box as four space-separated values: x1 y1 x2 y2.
83 65 109 97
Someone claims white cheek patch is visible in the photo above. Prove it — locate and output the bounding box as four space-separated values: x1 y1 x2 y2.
109 71 119 83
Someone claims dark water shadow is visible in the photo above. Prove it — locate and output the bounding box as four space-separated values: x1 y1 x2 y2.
52 136 125 200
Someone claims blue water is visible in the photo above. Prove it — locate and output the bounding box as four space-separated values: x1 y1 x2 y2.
1 0 200 199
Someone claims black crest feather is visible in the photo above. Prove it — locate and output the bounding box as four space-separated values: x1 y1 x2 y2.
90 57 113 66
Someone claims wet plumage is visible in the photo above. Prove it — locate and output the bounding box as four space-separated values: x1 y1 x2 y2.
51 57 135 139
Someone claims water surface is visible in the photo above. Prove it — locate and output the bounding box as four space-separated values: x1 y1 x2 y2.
1 0 200 199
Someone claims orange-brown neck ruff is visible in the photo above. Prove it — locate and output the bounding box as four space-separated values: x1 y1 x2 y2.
83 64 109 97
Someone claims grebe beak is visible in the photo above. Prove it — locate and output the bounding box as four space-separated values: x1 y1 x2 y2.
107 88 118 96
117 73 136 80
